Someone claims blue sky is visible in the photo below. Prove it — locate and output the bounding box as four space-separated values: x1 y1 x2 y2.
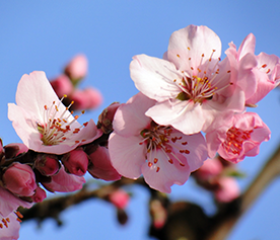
1 1 280 239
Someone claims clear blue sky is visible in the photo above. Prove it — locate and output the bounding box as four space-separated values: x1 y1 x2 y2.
1 1 280 239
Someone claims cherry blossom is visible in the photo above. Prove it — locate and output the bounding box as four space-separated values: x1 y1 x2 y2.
130 25 245 134
206 112 271 163
8 71 102 154
109 92 207 193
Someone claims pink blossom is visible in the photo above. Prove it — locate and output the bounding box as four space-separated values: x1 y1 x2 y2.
109 92 208 193
130 25 245 135
62 148 89 176
206 112 271 163
214 177 240 203
0 212 21 240
31 186 47 203
109 189 130 209
88 146 121 181
50 74 74 98
64 54 88 81
3 163 37 197
8 71 101 154
42 165 85 192
226 33 280 105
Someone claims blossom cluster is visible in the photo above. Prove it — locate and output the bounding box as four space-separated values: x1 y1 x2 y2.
1 24 279 239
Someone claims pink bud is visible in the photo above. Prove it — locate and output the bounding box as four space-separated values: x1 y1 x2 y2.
64 54 88 81
4 143 29 158
195 158 223 180
109 189 129 209
62 148 88 176
214 177 240 203
3 163 37 197
97 102 121 134
34 154 60 176
50 74 74 98
88 146 121 181
71 88 103 111
31 186 47 203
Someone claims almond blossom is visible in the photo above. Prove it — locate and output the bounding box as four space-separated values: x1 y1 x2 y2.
206 112 271 163
130 25 245 135
8 71 102 154
108 92 208 193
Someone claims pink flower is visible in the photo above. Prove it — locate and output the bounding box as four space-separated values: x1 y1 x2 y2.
214 177 240 203
42 165 85 192
206 112 271 163
64 54 88 81
88 146 121 181
226 33 280 105
3 163 37 197
0 211 21 240
8 71 101 154
130 25 245 135
61 148 89 176
109 92 208 193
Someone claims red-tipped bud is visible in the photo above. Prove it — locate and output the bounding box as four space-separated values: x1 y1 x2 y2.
61 148 89 176
34 154 60 176
109 189 130 209
88 146 121 181
64 54 88 82
3 163 37 197
97 102 121 134
50 74 74 98
31 186 47 203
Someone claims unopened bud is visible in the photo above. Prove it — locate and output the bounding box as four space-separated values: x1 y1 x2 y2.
61 148 88 176
97 102 121 134
50 74 74 98
34 154 60 176
88 146 121 181
109 189 130 209
214 177 240 203
31 186 47 202
4 143 29 158
3 163 37 197
64 54 88 83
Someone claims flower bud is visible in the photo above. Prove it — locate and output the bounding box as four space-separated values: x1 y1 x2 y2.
64 54 88 82
109 189 129 209
50 74 74 98
3 163 37 197
214 177 240 203
31 186 47 203
195 158 223 180
34 154 60 176
4 143 29 159
71 88 103 111
61 148 88 176
88 146 121 181
97 102 121 134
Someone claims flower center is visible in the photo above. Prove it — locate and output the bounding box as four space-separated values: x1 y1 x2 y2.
37 95 87 146
139 121 190 172
174 50 232 104
0 211 22 230
222 127 253 155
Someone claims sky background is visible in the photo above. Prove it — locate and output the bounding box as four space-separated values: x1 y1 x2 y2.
1 1 280 239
